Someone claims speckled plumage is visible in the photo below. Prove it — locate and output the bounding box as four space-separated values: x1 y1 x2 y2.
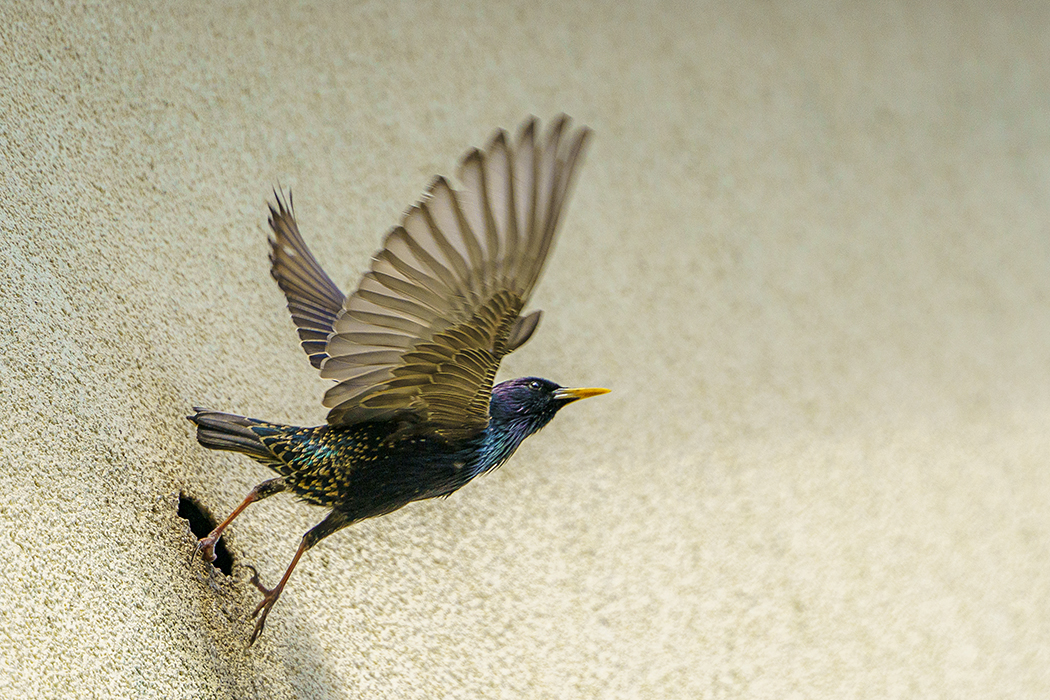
193 377 571 514
187 116 607 645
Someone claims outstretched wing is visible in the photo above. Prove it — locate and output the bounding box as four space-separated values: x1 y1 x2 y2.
268 194 346 370
271 115 592 439
269 197 540 376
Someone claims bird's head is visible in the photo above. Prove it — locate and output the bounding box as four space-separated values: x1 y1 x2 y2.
489 377 609 434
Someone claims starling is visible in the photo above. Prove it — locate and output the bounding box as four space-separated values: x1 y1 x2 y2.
188 115 607 645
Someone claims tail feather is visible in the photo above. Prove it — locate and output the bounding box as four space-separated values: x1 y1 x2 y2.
187 408 275 463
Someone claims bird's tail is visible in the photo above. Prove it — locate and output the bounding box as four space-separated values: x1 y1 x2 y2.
187 408 286 469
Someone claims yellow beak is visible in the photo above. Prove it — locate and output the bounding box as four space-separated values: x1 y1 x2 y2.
553 387 611 404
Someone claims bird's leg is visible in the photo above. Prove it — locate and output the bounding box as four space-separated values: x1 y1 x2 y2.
194 478 288 565
247 509 350 646
246 540 305 646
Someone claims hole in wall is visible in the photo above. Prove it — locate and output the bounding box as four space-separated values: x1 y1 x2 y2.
178 493 233 577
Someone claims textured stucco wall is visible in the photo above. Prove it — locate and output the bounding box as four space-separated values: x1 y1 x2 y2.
2 1 1049 698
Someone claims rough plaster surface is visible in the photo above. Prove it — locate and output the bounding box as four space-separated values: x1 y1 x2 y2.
2 1 1049 698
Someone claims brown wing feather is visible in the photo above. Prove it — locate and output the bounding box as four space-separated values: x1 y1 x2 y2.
320 115 591 437
268 194 346 369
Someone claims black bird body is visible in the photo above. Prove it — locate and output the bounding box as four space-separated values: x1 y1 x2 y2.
188 116 605 644
193 379 563 515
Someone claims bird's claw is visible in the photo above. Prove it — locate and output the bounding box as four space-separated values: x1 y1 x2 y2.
190 532 219 567
246 565 280 646
246 564 273 596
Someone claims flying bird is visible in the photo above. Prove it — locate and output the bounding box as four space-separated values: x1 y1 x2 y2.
188 115 606 645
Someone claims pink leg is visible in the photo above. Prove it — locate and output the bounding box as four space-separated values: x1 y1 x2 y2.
193 478 287 565
245 509 349 645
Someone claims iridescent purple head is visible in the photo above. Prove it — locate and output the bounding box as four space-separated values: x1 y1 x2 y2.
489 377 609 434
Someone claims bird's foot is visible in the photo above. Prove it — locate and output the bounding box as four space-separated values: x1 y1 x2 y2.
246 565 284 646
191 530 221 566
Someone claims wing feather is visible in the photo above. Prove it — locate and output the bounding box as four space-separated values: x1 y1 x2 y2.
267 195 346 369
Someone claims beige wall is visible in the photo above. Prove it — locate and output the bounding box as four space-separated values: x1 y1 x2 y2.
2 1 1049 697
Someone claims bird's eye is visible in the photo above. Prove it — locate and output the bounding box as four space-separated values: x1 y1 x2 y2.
529 380 541 390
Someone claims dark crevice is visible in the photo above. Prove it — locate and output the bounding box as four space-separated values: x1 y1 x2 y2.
178 493 233 576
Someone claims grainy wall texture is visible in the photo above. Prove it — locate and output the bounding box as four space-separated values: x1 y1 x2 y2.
2 1 1049 698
